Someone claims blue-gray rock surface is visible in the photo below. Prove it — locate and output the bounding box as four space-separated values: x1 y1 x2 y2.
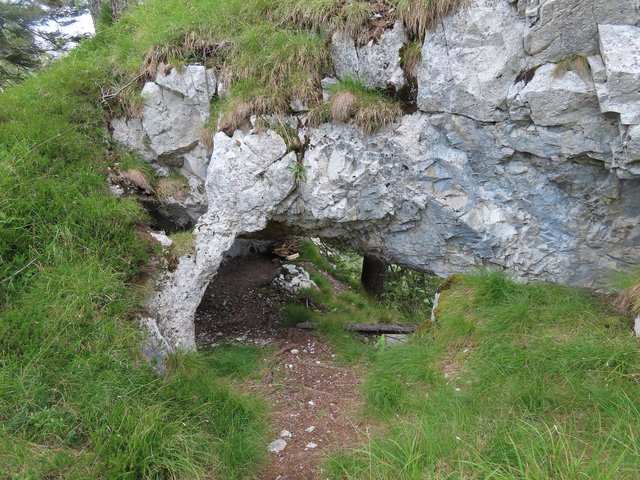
113 0 640 348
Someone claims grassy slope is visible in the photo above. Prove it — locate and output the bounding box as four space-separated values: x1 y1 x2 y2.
0 3 280 478
323 271 639 479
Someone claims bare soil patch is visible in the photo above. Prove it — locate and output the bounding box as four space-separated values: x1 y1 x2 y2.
195 254 367 479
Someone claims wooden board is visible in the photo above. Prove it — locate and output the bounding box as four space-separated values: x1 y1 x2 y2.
296 322 417 334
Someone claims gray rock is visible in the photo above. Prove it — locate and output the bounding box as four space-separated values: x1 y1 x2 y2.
154 65 216 120
417 0 527 122
321 77 340 101
524 0 600 62
128 0 640 351
272 264 317 294
145 116 640 350
111 117 155 162
385 334 410 346
268 439 287 453
597 24 640 125
332 21 406 90
150 231 173 248
112 66 215 174
140 82 200 167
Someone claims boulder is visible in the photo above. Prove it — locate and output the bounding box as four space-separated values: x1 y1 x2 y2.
597 24 640 125
417 0 527 122
332 21 406 90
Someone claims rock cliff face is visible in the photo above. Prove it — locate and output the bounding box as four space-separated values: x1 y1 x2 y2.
112 0 640 349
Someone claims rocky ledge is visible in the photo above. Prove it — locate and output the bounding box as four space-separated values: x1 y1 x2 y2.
112 0 640 349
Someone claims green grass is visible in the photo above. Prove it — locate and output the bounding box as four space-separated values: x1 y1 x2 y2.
1 3 279 477
309 78 403 134
326 271 640 479
204 343 269 379
169 231 196 256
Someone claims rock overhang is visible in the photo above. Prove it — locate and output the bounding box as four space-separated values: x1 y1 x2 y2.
110 0 640 350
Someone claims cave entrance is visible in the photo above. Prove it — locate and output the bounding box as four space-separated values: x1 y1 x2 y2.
193 236 440 350
194 246 287 349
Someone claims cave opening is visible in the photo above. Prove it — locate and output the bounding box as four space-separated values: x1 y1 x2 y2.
193 233 442 351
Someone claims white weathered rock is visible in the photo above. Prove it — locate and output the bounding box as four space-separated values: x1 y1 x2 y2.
146 128 295 348
272 265 317 294
111 117 155 162
268 439 287 453
525 0 600 61
417 0 527 122
125 0 640 352
140 82 202 167
508 64 600 126
150 231 173 248
332 21 406 90
524 0 640 62
154 65 216 120
635 315 640 337
111 66 215 177
597 24 640 125
146 116 640 350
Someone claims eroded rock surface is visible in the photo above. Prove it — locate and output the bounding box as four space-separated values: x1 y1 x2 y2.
332 20 406 89
113 0 640 349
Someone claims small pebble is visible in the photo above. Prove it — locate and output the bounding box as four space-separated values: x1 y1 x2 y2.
280 430 292 438
290 349 299 354
305 442 318 449
305 426 316 433
308 400 315 406
268 439 287 453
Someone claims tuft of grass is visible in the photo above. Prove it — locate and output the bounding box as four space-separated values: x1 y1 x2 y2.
340 0 374 42
273 119 303 153
320 78 402 133
464 268 519 306
203 343 269 379
554 54 592 81
331 90 359 122
611 265 640 316
283 303 315 327
154 175 190 201
169 231 196 257
400 40 422 79
120 168 155 195
392 0 468 41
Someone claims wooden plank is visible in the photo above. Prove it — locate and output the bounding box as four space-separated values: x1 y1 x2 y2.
296 322 416 334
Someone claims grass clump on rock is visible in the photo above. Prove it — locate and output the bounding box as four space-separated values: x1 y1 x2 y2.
554 54 592 81
309 78 403 134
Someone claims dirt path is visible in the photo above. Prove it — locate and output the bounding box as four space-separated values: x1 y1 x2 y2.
195 254 366 479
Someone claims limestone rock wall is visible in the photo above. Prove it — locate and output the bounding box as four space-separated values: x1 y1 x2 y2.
113 0 640 349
